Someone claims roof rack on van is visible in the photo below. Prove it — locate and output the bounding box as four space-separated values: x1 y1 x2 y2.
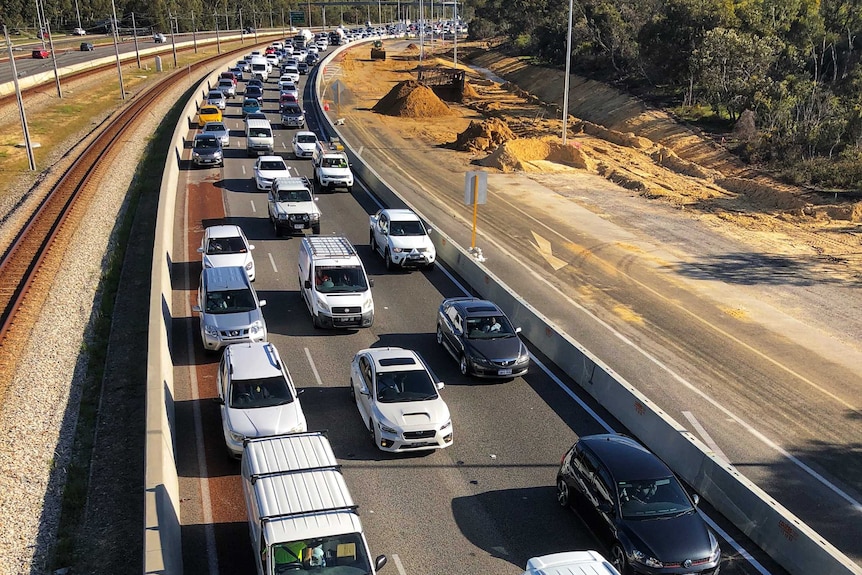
260 504 359 524
250 462 342 484
305 235 356 258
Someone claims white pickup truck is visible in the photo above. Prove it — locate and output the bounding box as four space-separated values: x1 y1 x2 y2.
312 140 354 193
268 176 321 236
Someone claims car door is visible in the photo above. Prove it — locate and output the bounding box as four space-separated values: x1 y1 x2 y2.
372 211 388 256
353 355 373 425
217 353 230 430
441 304 465 357
593 465 619 539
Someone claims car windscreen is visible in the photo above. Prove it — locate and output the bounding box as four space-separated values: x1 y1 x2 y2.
208 91 223 98
194 138 219 150
259 161 285 171
249 128 271 138
204 288 256 314
375 369 438 403
464 315 516 339
297 135 316 144
282 106 301 115
278 189 311 202
323 157 348 168
314 266 367 293
389 220 425 236
617 477 694 519
204 123 226 133
206 236 247 254
229 375 294 408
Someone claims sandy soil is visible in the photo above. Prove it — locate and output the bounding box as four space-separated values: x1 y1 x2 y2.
326 40 862 279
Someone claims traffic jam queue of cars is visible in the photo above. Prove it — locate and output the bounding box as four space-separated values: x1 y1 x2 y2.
187 38 722 575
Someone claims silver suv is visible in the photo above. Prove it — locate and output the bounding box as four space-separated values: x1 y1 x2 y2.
193 266 267 352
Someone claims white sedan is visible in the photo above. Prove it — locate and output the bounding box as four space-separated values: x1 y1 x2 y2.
350 347 452 453
292 131 318 159
369 208 437 270
197 224 256 281
253 155 292 191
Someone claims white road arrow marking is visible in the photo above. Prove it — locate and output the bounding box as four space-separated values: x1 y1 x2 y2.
531 231 567 271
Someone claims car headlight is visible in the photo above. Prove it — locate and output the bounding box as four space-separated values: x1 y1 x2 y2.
310 213 320 221
245 261 254 271
518 345 530 362
249 320 263 335
214 151 222 158
362 298 372 310
468 352 492 367
378 421 398 435
440 420 452 431
632 550 663 568
229 430 245 443
204 324 219 336
192 152 201 159
317 300 330 311
392 247 403 253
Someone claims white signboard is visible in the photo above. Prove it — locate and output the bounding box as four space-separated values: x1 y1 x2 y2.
464 171 487 205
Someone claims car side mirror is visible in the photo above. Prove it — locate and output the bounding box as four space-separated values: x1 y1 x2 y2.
515 327 522 334
304 280 312 289
259 300 267 307
192 305 202 313
691 493 699 507
197 247 204 253
375 555 387 571
426 228 433 235
249 245 255 250
436 381 444 390
213 397 224 405
368 278 374 288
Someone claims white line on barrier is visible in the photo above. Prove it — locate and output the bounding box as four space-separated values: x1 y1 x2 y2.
683 411 729 463
699 511 772 575
182 171 220 575
392 553 408 575
305 347 323 386
268 252 278 273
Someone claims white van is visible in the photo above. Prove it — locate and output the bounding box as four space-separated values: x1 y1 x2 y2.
250 56 269 81
242 433 387 575
246 118 274 157
298 236 374 328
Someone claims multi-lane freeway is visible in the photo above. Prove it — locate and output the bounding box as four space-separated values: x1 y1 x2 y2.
165 48 795 575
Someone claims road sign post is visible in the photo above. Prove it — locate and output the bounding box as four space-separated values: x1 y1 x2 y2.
464 171 487 260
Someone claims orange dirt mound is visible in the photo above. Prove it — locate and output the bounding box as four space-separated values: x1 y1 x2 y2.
404 43 419 52
479 137 594 173
372 80 452 118
453 118 516 152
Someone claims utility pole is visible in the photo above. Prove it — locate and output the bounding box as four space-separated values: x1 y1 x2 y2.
214 12 221 53
239 8 244 44
169 11 177 67
43 10 62 98
110 0 125 99
74 0 82 30
4 25 36 171
131 12 141 68
191 11 198 53
562 0 573 144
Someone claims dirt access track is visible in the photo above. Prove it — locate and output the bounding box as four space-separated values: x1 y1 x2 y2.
325 39 862 278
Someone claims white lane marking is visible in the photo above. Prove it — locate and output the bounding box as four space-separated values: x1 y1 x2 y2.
683 411 729 463
241 164 246 175
250 200 256 213
699 511 772 575
182 170 220 575
304 348 324 386
392 554 407 575
268 252 278 273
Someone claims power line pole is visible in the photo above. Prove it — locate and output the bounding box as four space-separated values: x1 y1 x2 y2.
4 25 36 171
110 0 125 99
169 11 177 67
131 12 141 68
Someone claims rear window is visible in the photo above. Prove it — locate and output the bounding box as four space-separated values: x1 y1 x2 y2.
200 107 219 115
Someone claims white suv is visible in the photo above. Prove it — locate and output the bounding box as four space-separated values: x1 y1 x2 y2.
522 551 619 575
198 224 256 281
217 342 307 457
369 208 436 270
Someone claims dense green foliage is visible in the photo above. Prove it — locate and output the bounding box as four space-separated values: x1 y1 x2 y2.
468 0 862 189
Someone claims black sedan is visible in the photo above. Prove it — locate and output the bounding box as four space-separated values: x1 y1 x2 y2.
556 434 721 575
435 297 529 378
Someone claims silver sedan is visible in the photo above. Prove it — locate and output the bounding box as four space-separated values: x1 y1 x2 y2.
201 121 230 148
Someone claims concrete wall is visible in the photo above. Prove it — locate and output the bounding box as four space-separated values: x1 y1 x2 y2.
313 41 862 575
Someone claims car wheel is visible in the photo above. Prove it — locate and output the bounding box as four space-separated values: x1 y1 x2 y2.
273 220 282 237
312 224 320 234
385 249 394 271
369 231 376 251
459 354 469 376
369 419 377 448
610 544 628 575
436 323 444 345
347 186 353 193
556 479 570 507
312 313 321 329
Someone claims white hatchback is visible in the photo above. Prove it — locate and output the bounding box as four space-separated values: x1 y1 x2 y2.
217 342 307 457
350 347 452 452
198 224 256 281
292 131 318 159
253 155 293 191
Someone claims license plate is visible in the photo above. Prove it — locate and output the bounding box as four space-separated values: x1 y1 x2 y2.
336 316 360 323
498 368 513 376
293 224 304 229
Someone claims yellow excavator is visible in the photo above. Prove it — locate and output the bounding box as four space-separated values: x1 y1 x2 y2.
370 40 386 60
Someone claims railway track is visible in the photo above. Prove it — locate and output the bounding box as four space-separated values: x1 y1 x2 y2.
0 42 254 400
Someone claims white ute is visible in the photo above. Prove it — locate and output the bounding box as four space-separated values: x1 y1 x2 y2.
241 433 388 575
268 176 321 236
312 140 354 193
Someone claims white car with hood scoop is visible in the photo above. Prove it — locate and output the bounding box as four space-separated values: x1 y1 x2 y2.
369 208 436 270
350 347 452 452
217 341 307 457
